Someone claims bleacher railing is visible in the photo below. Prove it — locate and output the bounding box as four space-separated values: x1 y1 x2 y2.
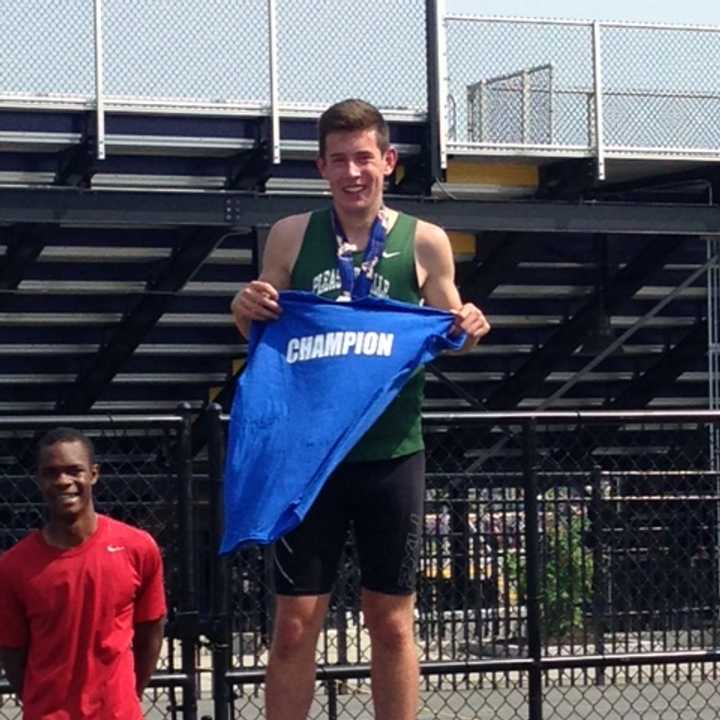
2 2 720 179
443 13 720 179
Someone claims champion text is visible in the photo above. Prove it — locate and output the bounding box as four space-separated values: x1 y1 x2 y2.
286 331 394 364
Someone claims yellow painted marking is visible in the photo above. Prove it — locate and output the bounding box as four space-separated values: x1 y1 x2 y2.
448 232 476 256
447 161 537 188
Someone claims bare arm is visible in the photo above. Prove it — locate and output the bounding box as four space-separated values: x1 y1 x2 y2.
0 646 27 697
230 213 310 339
415 220 491 352
133 618 165 698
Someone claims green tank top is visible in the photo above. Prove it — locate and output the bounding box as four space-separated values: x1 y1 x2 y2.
290 208 425 462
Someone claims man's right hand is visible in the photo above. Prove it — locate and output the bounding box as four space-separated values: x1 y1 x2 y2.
231 280 282 337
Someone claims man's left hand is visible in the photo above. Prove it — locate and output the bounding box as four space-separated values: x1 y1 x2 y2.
450 303 491 346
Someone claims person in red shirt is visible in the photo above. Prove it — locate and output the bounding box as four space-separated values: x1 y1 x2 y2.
0 427 167 719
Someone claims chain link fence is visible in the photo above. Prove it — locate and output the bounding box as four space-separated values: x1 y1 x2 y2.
0 0 426 113
0 0 94 97
2 4 720 162
103 0 270 106
446 17 595 151
213 410 720 720
600 24 720 154
2 410 720 719
445 14 720 160
275 0 426 112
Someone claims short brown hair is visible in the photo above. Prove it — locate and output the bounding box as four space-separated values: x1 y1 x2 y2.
318 99 390 158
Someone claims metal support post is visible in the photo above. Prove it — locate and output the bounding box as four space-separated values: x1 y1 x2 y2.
591 21 606 181
93 0 106 160
523 420 543 720
522 70 530 145
426 0 448 179
267 0 281 164
590 465 607 685
177 403 198 720
207 403 232 720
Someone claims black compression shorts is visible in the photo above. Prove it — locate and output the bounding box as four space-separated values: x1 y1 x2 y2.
272 451 425 596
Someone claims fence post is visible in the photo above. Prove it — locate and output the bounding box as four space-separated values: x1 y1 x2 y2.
521 69 530 145
590 464 607 686
177 402 199 720
207 403 232 720
326 679 338 720
591 21 606 180
92 0 106 160
523 419 543 720
266 0 280 165
426 0 448 179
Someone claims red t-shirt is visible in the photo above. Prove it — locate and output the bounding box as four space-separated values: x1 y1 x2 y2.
0 514 167 720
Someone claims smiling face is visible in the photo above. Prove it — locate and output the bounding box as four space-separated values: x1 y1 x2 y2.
316 128 398 220
37 440 98 523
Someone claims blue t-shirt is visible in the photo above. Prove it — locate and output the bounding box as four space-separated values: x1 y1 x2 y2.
221 290 464 553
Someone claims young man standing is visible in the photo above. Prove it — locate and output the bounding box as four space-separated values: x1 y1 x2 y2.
231 98 490 720
0 427 167 719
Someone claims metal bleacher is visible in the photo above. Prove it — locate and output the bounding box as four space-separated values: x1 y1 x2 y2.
0 0 718 419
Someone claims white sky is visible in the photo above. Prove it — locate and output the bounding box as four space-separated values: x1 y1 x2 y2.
447 0 720 26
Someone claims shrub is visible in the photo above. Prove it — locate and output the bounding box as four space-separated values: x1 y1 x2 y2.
504 505 593 641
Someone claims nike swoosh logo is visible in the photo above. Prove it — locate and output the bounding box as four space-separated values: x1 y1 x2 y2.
382 251 401 259
107 545 125 553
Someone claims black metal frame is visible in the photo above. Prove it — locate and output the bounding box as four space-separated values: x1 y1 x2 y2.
2 408 720 720
206 408 720 720
0 187 719 234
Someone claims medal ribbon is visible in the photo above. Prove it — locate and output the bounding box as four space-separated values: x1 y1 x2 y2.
331 207 388 301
